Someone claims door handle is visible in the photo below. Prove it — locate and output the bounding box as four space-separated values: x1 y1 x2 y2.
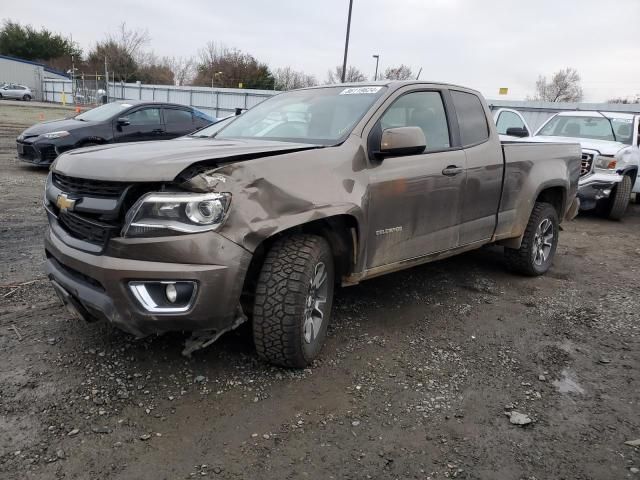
442 165 463 176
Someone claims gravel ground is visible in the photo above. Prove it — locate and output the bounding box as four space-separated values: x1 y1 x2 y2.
1 104 639 480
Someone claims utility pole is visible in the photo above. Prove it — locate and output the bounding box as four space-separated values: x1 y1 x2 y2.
341 0 354 83
372 54 380 81
104 56 109 102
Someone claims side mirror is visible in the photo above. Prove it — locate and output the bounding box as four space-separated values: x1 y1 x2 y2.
505 127 529 138
379 127 426 157
117 117 130 126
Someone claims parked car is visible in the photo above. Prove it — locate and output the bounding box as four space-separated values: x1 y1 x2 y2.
0 83 32 101
532 111 640 219
43 81 580 367
492 108 530 139
16 100 215 166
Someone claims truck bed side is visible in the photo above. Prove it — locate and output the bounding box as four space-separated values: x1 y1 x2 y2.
494 141 581 244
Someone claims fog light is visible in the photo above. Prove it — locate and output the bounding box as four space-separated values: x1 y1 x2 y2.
165 283 177 303
128 281 197 313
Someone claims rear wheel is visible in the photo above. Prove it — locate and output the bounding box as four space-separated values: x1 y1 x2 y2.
607 175 632 220
252 234 334 368
22 94 31 101
504 202 559 276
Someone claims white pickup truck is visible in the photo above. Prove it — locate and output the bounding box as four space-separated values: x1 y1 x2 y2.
495 109 640 220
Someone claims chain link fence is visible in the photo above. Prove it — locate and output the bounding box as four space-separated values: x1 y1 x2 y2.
42 78 277 118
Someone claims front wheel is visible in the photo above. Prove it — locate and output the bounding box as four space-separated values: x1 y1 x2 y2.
504 202 559 276
607 175 632 220
22 94 31 101
252 234 334 368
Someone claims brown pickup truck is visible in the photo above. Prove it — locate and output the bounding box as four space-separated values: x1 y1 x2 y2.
44 81 581 367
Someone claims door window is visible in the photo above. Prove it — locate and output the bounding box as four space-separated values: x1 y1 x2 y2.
496 111 526 134
380 91 450 150
127 108 161 125
164 108 193 124
451 91 489 146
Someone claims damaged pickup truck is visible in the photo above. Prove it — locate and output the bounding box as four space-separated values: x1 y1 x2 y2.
44 81 581 367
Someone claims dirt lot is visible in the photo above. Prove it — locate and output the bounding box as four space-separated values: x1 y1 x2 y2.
1 103 639 480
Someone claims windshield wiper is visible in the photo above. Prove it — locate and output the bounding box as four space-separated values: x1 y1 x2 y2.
596 111 617 142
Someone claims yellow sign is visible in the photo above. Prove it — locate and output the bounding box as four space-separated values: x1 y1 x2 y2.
499 87 509 95
238 82 243 89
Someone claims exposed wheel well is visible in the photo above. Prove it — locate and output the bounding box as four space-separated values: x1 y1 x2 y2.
624 168 638 187
536 186 565 219
240 215 359 318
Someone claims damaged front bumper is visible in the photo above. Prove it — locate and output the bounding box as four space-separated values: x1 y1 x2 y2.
44 227 252 337
577 171 622 211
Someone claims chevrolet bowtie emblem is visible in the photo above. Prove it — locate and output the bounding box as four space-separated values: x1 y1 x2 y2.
56 194 76 212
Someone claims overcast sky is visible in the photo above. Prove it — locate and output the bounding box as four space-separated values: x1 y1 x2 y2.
7 0 640 101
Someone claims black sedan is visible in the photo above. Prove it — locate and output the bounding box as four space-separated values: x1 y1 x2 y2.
17 100 215 166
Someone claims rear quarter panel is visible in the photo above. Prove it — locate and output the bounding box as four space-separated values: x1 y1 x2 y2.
495 141 581 242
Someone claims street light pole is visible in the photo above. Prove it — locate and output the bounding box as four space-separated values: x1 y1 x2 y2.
341 0 354 83
372 54 379 81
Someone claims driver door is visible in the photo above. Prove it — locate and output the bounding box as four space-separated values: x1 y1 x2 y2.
366 89 466 268
114 106 165 142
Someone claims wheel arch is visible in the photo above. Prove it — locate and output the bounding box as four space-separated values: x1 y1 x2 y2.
499 183 566 249
239 214 361 318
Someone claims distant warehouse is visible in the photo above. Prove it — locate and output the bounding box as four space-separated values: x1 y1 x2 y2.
0 54 69 101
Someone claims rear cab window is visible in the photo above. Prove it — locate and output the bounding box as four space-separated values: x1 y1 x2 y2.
451 91 489 146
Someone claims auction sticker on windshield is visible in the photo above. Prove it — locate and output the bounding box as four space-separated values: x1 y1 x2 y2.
340 87 382 95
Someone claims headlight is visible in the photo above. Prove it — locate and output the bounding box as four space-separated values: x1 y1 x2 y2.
41 131 70 139
122 192 231 238
594 155 617 170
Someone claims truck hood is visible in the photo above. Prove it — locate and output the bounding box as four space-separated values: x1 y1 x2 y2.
52 138 321 181
532 135 627 155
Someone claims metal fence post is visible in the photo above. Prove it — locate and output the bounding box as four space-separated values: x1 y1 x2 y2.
244 92 249 110
215 91 220 118
139 83 142 100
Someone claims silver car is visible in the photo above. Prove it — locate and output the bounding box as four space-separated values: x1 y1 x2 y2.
0 83 33 101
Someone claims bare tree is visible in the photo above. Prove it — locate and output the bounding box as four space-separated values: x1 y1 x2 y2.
273 66 318 90
530 67 583 102
107 22 150 63
607 95 640 104
383 65 413 81
194 41 274 89
325 65 367 84
168 56 195 86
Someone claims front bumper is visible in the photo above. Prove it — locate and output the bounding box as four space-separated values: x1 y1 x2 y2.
44 227 253 337
17 137 78 166
577 171 622 211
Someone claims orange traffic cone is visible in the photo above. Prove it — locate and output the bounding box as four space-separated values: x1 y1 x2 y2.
75 106 81 113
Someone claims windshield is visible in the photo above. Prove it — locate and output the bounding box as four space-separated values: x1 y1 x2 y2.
215 86 386 145
537 115 634 145
75 102 134 122
190 116 235 137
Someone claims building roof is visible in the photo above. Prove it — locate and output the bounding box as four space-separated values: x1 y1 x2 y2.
0 54 70 78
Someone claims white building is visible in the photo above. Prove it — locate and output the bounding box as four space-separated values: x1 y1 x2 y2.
0 54 69 101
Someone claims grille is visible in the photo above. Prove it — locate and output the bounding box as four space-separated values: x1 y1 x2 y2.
580 153 594 177
17 141 38 160
58 211 117 246
42 146 58 162
46 253 105 291
53 173 128 198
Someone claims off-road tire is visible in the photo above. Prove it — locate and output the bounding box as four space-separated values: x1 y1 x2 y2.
607 175 632 220
252 234 334 368
22 94 31 101
504 202 559 276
